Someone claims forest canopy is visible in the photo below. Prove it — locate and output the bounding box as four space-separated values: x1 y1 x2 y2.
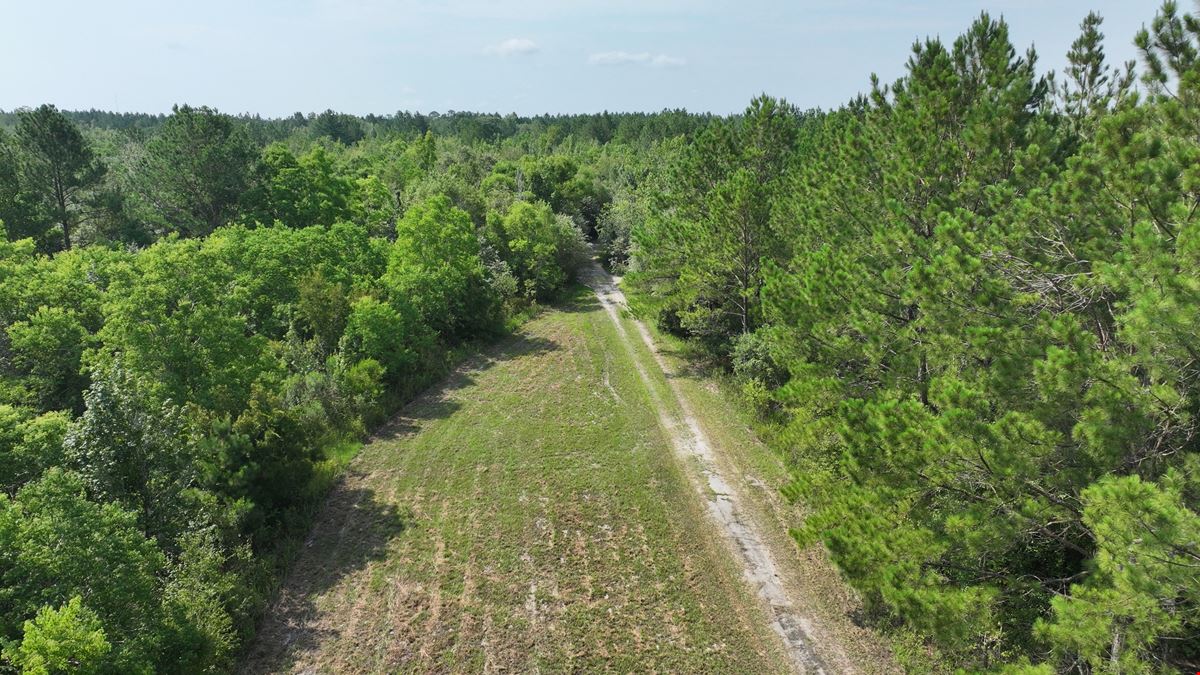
1 2 1199 673
631 4 1200 672
0 101 616 672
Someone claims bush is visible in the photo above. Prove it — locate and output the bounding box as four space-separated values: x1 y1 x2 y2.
339 296 431 390
3 596 112 675
730 331 786 387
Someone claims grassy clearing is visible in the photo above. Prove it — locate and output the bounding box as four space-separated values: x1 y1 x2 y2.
241 288 792 673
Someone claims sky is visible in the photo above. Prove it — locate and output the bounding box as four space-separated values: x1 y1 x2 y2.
0 0 1155 117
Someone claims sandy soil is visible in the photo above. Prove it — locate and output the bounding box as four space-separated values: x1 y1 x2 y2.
581 259 867 674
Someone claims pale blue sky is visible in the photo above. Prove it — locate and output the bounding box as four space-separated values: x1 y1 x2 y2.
0 0 1155 116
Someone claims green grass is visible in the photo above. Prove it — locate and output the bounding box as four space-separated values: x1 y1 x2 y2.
242 289 792 673
323 436 365 467
616 287 903 673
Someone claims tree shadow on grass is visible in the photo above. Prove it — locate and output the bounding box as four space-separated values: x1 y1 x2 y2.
240 327 561 673
239 485 408 674
374 332 561 439
660 349 723 382
553 285 604 314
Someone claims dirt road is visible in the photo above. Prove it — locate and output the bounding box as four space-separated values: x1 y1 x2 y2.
581 261 836 673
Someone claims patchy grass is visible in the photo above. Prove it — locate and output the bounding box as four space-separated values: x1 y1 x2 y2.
241 289 792 674
626 313 903 674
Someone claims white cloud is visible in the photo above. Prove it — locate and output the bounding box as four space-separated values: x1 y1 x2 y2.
587 51 686 67
650 54 687 68
486 37 539 56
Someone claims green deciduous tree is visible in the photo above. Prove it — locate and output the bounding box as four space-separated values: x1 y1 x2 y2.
0 406 68 493
63 365 198 540
2 596 112 675
0 469 165 673
241 144 353 229
96 239 270 415
490 201 586 301
339 295 431 390
351 174 398 238
6 307 90 413
517 155 609 234
385 195 498 340
157 529 250 673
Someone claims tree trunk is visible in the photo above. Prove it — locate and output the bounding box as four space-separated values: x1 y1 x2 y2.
56 185 71 250
1109 622 1122 672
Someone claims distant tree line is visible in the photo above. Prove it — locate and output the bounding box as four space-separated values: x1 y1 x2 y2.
0 107 716 149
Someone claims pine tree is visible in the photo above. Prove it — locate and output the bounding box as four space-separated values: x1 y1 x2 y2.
14 105 105 251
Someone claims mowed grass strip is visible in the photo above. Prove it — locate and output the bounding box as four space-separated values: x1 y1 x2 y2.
242 289 792 674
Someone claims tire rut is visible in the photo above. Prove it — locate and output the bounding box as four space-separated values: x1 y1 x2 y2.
580 260 829 674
